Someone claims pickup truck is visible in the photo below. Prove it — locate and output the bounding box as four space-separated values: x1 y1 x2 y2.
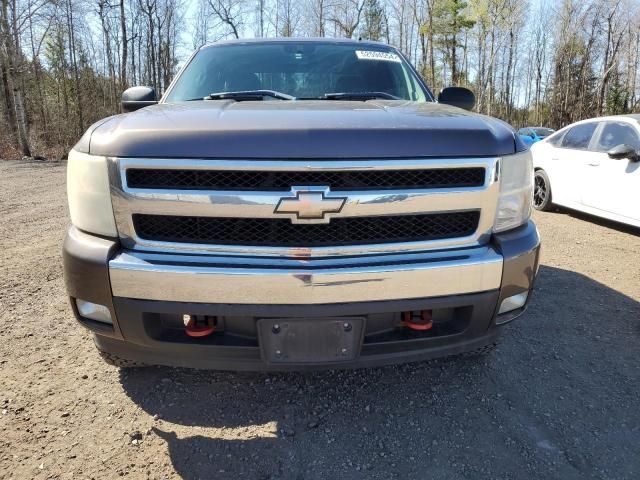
63 38 540 370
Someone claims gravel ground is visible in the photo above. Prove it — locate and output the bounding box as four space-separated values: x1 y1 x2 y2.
1 159 639 480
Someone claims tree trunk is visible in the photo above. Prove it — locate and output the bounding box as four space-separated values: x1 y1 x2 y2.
66 0 84 134
0 0 31 156
120 0 128 89
450 32 457 84
0 55 18 141
504 28 515 121
27 10 48 137
427 5 435 89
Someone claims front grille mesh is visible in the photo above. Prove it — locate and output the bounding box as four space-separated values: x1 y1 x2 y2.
126 168 485 191
133 211 480 247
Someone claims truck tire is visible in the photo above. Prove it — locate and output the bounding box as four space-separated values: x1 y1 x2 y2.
533 169 553 211
97 349 148 368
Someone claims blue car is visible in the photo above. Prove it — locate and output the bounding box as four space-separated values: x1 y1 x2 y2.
518 127 555 146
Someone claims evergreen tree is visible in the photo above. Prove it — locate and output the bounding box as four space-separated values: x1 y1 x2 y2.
360 0 386 41
433 0 475 84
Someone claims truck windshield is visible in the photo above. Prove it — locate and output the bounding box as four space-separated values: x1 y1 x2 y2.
164 42 430 103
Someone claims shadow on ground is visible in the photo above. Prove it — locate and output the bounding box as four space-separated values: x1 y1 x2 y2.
120 266 640 480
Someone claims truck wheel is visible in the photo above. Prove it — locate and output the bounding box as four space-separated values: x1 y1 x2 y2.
97 349 147 368
533 169 553 211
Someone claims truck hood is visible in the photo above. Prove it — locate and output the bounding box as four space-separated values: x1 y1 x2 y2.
83 100 522 159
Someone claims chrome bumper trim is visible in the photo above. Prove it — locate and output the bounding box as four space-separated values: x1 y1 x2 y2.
108 246 504 304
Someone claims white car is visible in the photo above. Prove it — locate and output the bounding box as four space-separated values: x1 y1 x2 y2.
531 115 640 228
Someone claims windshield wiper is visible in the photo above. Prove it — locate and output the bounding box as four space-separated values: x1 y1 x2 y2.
205 90 296 101
323 92 401 101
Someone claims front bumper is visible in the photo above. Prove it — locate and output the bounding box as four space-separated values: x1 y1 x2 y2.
63 221 540 370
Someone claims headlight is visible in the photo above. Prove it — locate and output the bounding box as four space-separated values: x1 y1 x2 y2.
67 150 117 236
493 150 533 233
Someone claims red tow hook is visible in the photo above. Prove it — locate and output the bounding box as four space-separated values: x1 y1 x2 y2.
183 315 216 337
401 310 433 331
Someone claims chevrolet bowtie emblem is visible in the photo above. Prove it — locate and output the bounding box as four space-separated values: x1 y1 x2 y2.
274 187 346 224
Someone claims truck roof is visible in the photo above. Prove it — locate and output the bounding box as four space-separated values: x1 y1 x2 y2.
199 37 391 50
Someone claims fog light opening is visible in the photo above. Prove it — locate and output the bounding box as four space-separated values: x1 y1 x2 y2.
401 310 433 331
498 292 528 315
75 299 113 324
183 314 217 338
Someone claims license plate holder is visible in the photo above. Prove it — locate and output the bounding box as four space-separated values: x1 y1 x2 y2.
257 317 365 364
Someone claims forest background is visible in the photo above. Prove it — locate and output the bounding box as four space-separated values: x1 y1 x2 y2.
1 0 636 159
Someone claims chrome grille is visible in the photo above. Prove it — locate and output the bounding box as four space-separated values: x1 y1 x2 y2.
133 211 481 247
110 158 499 257
126 167 485 191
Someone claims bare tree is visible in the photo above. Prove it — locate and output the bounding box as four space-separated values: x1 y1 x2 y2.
307 0 327 36
596 0 624 114
330 0 365 38
207 0 244 38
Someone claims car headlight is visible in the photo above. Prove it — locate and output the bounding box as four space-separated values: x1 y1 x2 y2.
493 150 533 233
67 150 117 237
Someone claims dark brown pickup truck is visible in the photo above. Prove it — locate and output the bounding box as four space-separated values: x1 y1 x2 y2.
63 38 539 370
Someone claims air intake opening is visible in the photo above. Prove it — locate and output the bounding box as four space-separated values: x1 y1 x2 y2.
132 211 481 247
126 167 486 191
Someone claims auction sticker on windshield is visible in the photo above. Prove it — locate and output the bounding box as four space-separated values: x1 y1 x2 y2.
356 50 402 63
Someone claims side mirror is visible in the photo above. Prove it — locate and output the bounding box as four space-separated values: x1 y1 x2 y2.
122 86 157 112
607 144 639 162
438 87 476 111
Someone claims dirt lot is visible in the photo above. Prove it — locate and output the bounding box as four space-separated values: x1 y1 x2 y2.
1 159 639 480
